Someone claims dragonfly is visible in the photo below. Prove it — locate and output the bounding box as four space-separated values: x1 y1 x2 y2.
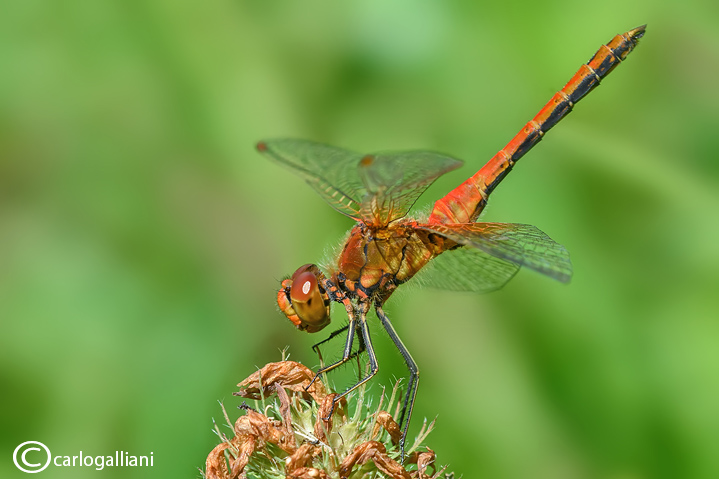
257 25 645 456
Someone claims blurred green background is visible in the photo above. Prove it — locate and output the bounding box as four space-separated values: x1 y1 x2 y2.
2 0 718 478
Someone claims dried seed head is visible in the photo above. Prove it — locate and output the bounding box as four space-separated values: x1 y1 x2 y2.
204 360 452 479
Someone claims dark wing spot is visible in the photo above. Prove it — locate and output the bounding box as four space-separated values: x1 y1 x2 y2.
360 155 374 167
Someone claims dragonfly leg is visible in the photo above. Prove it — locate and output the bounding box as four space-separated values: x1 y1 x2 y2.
376 303 418 461
310 323 368 371
354 326 367 365
312 325 349 353
311 324 349 366
307 316 356 390
319 303 379 421
334 306 377 401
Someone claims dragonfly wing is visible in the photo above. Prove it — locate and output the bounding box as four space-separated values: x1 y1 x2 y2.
258 139 365 219
358 151 463 226
414 246 520 293
418 223 573 283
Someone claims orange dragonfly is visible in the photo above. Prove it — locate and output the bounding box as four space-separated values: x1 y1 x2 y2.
257 25 645 455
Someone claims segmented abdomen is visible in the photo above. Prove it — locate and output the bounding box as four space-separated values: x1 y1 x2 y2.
428 25 646 225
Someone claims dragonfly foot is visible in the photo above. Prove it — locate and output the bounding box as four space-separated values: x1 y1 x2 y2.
320 396 338 422
305 371 321 392
398 437 407 464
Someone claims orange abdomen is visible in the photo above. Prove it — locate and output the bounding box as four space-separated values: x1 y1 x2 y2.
428 25 646 225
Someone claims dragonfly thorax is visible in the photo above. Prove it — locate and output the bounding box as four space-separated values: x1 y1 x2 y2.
335 222 442 302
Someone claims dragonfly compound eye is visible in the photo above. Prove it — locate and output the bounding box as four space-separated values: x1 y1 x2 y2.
289 270 331 332
275 264 331 333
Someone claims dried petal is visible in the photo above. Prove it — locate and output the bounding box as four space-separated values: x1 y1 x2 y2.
372 410 402 444
234 410 289 452
285 443 318 472
314 393 339 443
286 466 330 479
275 384 297 451
415 447 436 479
205 443 231 479
235 361 327 403
339 441 411 479
229 435 255 479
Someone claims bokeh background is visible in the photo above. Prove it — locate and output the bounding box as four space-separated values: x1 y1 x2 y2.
2 1 718 478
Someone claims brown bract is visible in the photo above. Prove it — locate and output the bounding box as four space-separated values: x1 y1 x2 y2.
372 410 402 445
235 360 328 404
205 361 445 479
339 441 410 479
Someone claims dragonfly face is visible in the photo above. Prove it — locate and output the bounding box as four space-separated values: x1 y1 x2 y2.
277 263 331 333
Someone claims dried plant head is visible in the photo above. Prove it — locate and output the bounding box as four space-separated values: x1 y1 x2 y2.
203 360 453 479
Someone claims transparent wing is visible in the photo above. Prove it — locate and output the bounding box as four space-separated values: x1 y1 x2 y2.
258 139 463 225
413 246 520 293
358 151 463 226
257 139 365 219
418 223 572 282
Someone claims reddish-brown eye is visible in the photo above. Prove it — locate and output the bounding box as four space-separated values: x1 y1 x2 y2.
290 271 317 303
281 264 331 333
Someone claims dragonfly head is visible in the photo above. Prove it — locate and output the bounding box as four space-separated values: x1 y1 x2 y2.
278 264 331 333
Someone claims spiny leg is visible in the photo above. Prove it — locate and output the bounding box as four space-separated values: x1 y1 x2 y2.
321 303 379 419
311 323 367 370
335 305 378 399
354 328 367 380
307 315 356 390
312 324 349 352
312 324 349 367
376 303 418 460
